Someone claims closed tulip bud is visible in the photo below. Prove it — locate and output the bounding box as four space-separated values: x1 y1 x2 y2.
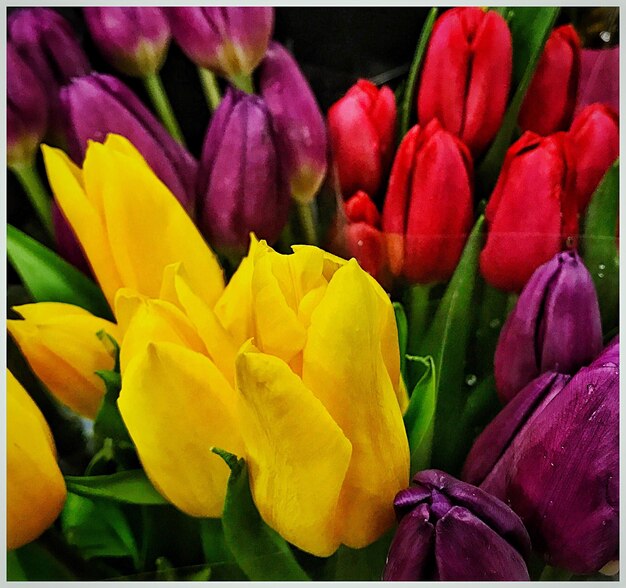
417 7 512 156
61 73 197 212
518 25 581 135
569 103 619 212
576 47 619 115
383 470 531 581
259 42 328 204
7 371 66 550
480 131 578 292
328 79 396 199
463 340 619 574
495 250 603 403
7 42 48 168
382 119 473 284
167 7 273 78
83 8 171 77
196 88 291 253
8 8 90 143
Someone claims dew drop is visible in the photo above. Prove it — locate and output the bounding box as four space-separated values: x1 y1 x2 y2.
550 462 555 467
565 236 575 248
600 30 612 42
587 384 596 394
598 263 606 271
489 318 501 329
598 272 605 279
465 374 477 386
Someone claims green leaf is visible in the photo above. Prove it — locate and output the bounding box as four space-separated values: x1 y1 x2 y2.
7 541 75 581
477 8 560 193
65 470 168 506
582 159 619 334
327 530 393 580
93 368 132 445
403 356 437 476
393 301 408 380
213 448 310 581
458 374 501 456
417 216 485 474
61 493 140 567
7 224 112 319
399 7 438 138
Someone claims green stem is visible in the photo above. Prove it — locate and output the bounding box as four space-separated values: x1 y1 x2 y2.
143 72 186 145
12 163 54 238
405 283 433 355
539 565 573 581
505 292 519 316
228 72 255 94
198 67 222 111
296 201 318 246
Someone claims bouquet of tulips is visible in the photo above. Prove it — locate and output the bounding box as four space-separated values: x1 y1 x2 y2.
6 6 619 582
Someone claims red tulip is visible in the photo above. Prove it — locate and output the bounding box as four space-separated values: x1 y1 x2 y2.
328 79 396 198
480 131 578 292
569 103 619 212
417 7 512 156
518 25 581 136
382 119 473 284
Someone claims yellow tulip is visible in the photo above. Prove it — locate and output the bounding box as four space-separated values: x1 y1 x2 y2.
7 371 66 550
7 303 120 419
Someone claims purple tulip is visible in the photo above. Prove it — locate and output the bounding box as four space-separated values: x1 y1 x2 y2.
196 88 291 253
463 340 619 574
83 8 171 77
8 8 90 143
383 470 531 581
167 7 273 77
494 249 603 404
61 73 197 212
52 202 91 276
7 42 48 168
258 42 328 204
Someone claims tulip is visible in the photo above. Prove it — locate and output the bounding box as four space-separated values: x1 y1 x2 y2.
42 134 224 310
417 7 512 155
480 131 578 292
7 303 120 419
382 119 473 284
61 73 197 212
494 249 603 403
83 8 171 77
463 339 619 574
518 25 581 135
8 8 90 143
383 469 531 581
7 370 66 550
196 88 291 253
569 103 619 212
342 191 387 281
7 42 48 169
116 237 409 556
576 47 619 115
258 42 328 204
51 201 91 276
328 79 396 198
167 7 273 78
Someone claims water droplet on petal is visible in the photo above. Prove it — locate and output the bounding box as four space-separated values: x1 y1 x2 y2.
465 374 477 386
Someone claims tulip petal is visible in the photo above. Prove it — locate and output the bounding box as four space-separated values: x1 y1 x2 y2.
236 346 352 557
118 342 242 518
302 259 410 548
8 371 66 549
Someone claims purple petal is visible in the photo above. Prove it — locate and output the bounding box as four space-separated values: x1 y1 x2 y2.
393 485 432 520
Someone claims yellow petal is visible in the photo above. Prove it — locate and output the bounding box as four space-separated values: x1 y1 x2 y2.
42 145 122 308
118 343 242 518
7 371 66 549
302 259 410 549
236 345 352 557
8 303 119 418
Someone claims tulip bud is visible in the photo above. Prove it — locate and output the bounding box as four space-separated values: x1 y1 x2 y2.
8 8 90 143
196 88 291 253
518 25 581 135
417 7 512 155
463 340 619 574
7 42 48 169
61 73 197 212
480 131 578 292
576 47 619 115
328 79 396 198
167 7 273 78
569 103 619 212
495 250 603 403
383 469 531 581
382 119 473 284
8 371 66 550
258 42 328 204
83 8 171 77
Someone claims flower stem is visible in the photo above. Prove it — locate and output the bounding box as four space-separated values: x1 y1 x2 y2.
228 72 255 94
539 565 573 581
405 283 433 355
12 163 54 238
296 201 318 246
143 72 186 146
198 67 222 111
